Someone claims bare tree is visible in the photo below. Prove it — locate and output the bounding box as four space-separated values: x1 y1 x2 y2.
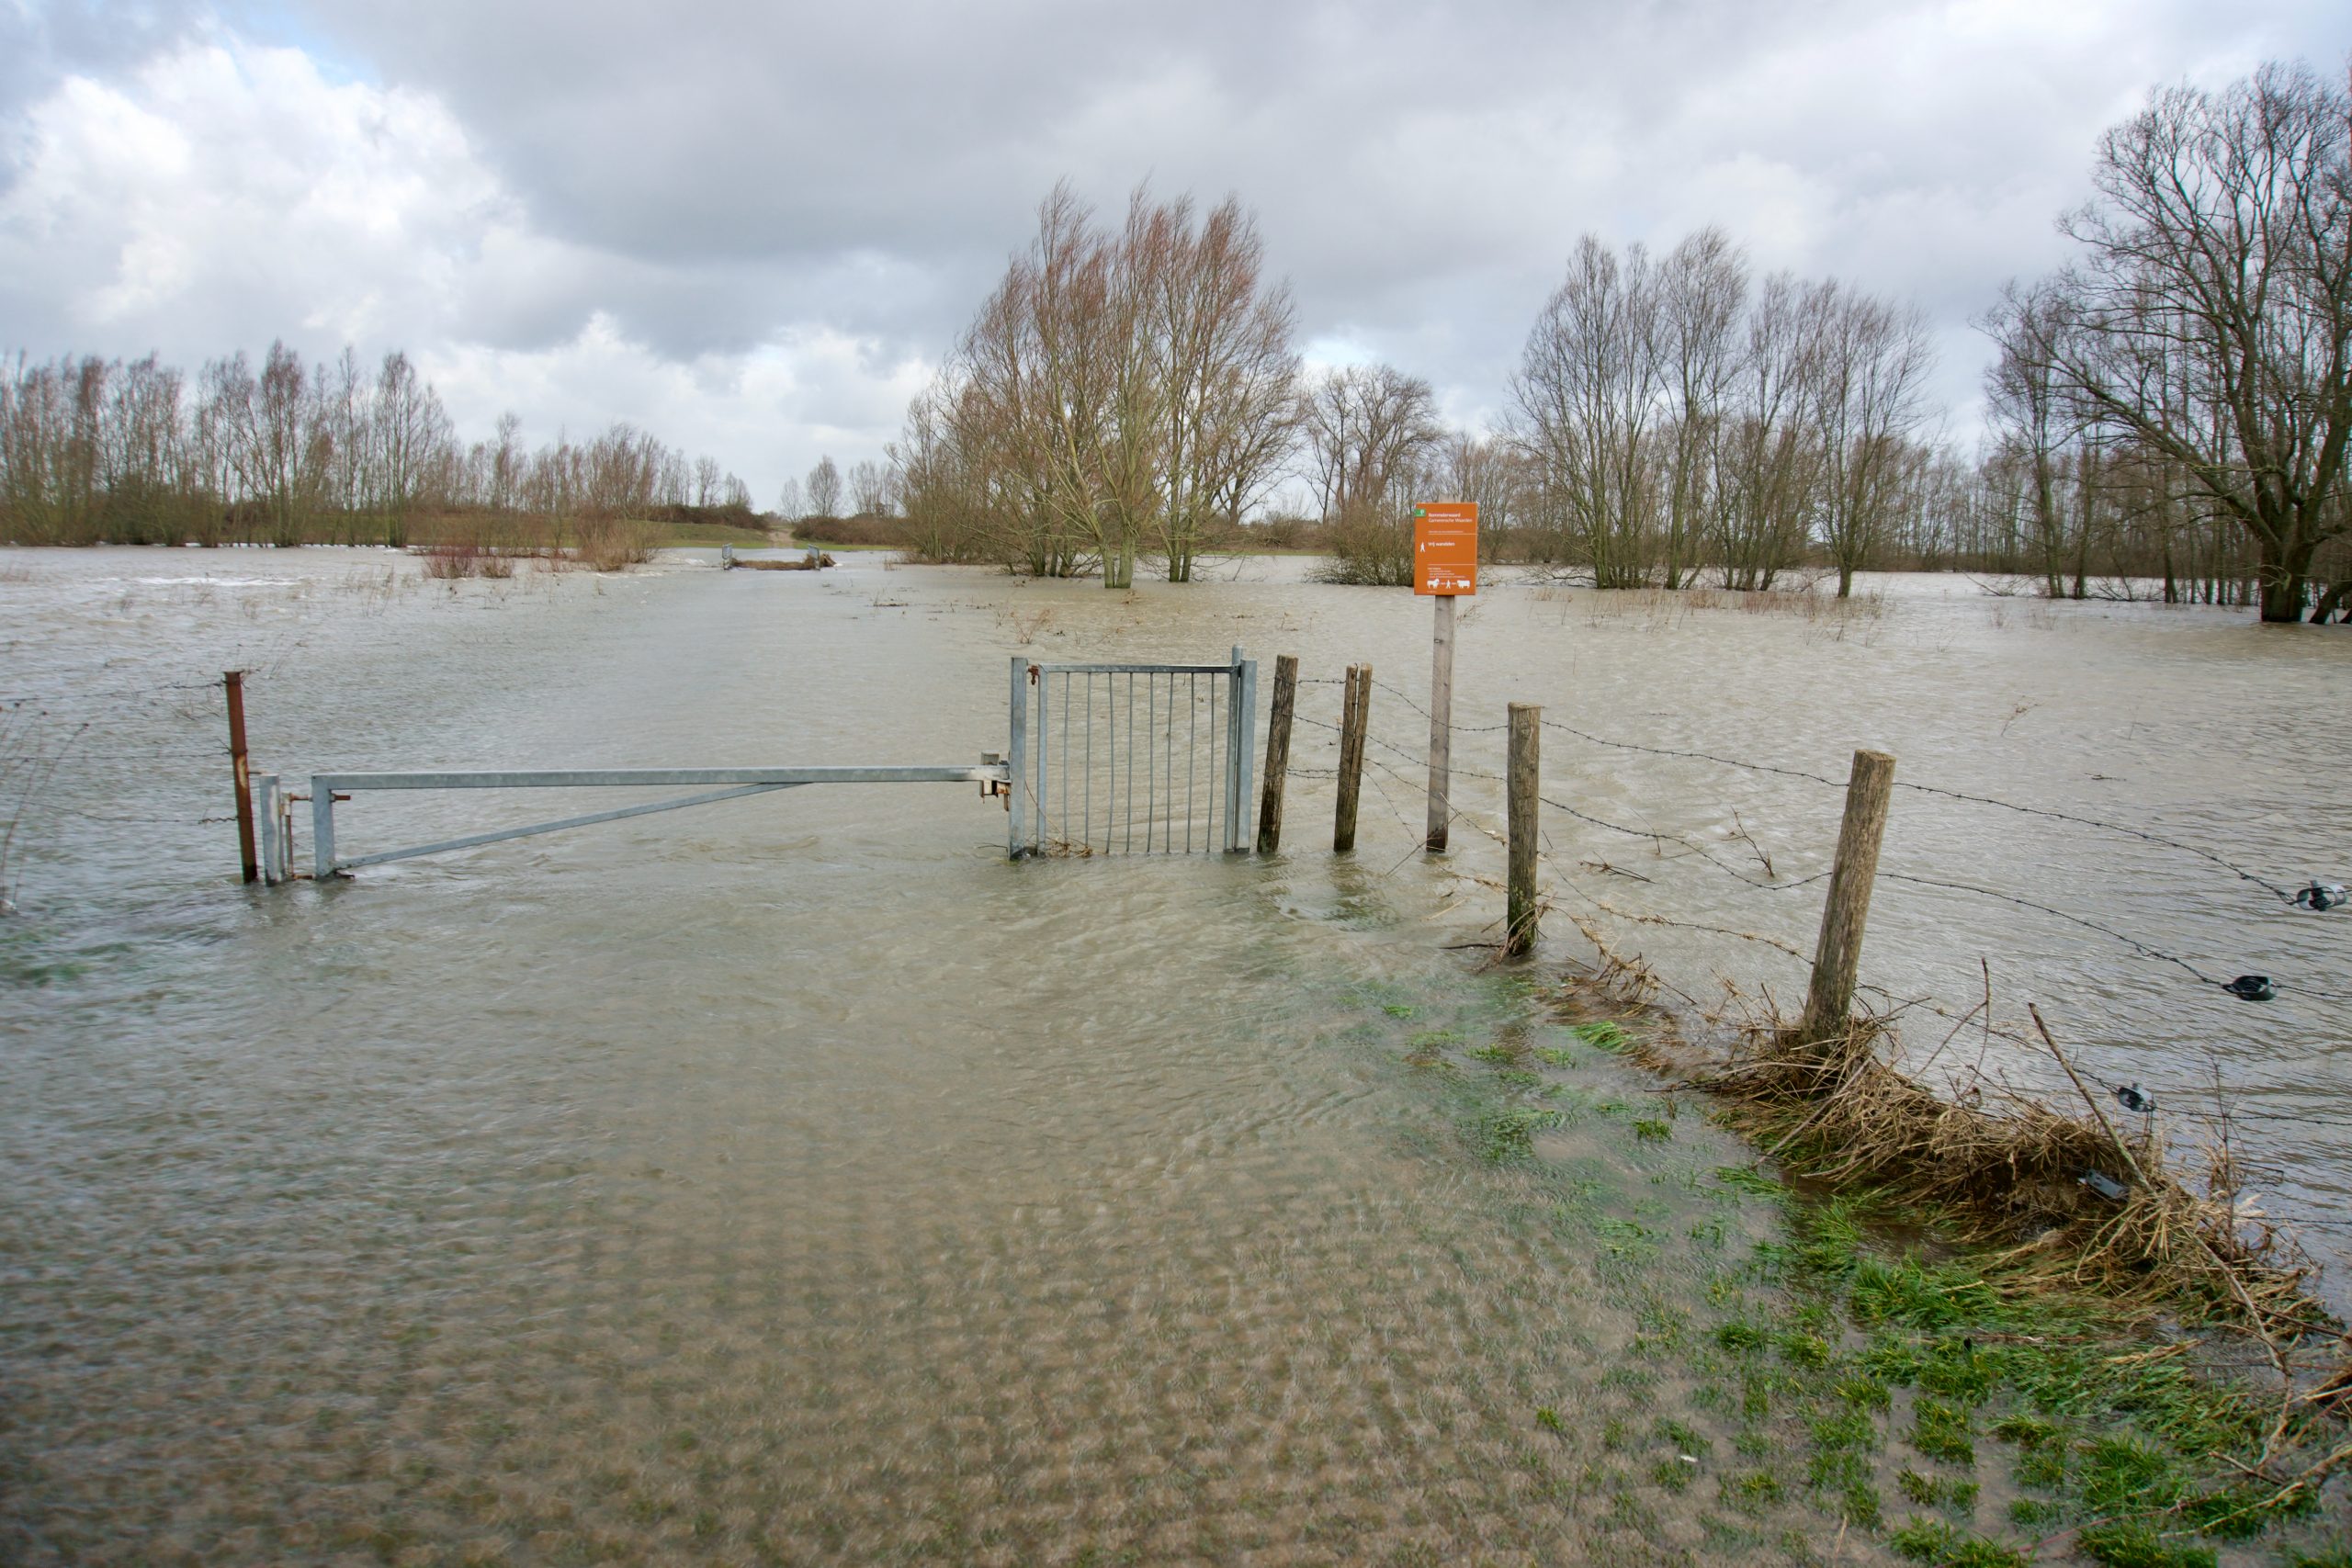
693 455 721 508
1302 364 1443 519
848 457 888 516
1656 228 1747 588
1440 432 1529 561
2000 62 2352 620
1510 236 1666 587
775 475 805 519
1146 193 1300 581
372 349 449 547
1814 284 1936 596
490 412 524 513
1301 364 1443 585
806 454 842 518
1711 274 1829 589
928 182 1299 586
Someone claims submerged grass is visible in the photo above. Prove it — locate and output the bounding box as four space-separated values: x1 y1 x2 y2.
1356 967 2350 1564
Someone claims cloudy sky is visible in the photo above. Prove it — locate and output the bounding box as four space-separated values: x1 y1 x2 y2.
4 0 2346 503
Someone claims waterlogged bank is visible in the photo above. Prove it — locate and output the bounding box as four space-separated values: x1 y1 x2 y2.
1 549 2346 1562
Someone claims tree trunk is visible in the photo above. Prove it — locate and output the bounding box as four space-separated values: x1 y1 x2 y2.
1836 562 1854 598
2257 532 2318 623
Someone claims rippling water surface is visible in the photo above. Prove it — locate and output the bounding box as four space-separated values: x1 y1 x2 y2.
2 548 2345 1563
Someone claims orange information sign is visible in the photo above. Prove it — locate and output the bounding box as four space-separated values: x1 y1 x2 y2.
1413 502 1478 595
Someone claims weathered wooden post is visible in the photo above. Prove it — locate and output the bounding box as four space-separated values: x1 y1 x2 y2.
224 671 257 884
1411 500 1476 853
1334 664 1370 852
1507 703 1540 955
1426 594 1454 852
1799 750 1898 1040
1256 654 1298 854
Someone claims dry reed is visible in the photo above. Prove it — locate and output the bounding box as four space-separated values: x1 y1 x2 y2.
1689 1000 2318 1327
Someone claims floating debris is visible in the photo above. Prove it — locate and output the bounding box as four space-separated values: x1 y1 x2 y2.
2222 975 2276 1001
2291 881 2346 911
2113 1083 2156 1114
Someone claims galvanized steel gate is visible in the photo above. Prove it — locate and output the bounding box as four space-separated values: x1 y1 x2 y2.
248 647 1257 879
1007 649 1257 858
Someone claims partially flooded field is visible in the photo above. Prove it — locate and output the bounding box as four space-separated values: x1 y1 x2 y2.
2 548 2346 1563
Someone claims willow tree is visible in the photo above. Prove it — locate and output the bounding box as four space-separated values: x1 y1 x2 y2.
932 182 1297 588
1510 236 1667 588
1998 61 2352 622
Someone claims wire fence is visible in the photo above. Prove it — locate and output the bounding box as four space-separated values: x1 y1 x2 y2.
1289 668 2346 1004
1276 657 2352 1157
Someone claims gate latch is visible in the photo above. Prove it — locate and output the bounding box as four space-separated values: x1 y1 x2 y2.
978 752 1009 800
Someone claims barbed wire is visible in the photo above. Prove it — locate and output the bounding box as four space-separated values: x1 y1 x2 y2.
1304 699 2344 1009
1532 715 2312 906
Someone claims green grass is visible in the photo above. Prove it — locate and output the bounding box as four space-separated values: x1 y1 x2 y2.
1355 987 2345 1565
2075 1519 2217 1568
1888 1517 2027 1567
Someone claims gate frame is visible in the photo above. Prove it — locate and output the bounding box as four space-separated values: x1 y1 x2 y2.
1009 647 1256 859
295 763 1011 881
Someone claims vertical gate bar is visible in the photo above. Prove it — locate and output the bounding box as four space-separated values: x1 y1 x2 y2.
255 773 279 884
1162 672 1173 853
1206 673 1219 851
1036 662 1050 852
1146 670 1156 852
1235 655 1258 852
311 780 336 879
1085 673 1094 852
1125 671 1136 852
1008 654 1028 858
1060 671 1071 848
1186 672 1197 853
1232 649 1250 851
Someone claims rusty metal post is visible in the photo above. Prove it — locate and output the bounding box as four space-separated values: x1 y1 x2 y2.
224 671 257 884
1256 655 1297 854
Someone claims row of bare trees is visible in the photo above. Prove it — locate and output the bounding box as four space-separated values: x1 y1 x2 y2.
1498 231 1939 596
891 198 1950 596
0 344 754 547
890 58 2345 616
1982 61 2351 622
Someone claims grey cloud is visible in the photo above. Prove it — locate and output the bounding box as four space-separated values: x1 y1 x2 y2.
7 0 2351 491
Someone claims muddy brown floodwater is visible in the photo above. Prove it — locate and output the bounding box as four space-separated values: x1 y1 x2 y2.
2 547 2346 1564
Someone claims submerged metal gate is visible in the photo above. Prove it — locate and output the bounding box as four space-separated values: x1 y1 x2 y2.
1008 649 1257 858
243 647 1255 879
258 763 1012 882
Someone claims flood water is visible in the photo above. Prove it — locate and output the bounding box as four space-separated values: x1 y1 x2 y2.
2 547 2346 1564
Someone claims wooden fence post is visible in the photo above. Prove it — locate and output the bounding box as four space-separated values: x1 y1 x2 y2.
1426 595 1454 852
1335 664 1370 852
1800 749 1897 1040
1256 655 1297 854
224 671 257 884
1507 703 1540 955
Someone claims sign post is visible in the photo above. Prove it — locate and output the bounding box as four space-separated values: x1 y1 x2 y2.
1413 502 1477 852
